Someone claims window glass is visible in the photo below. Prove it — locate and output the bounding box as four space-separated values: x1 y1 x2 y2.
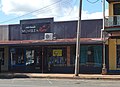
80 46 102 66
26 49 34 65
114 3 120 15
80 46 88 64
117 45 120 68
11 48 24 65
87 46 94 64
94 46 102 67
47 48 66 67
0 48 4 65
70 45 102 67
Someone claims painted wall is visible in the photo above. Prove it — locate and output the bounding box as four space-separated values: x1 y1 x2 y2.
108 39 116 70
0 25 9 40
108 39 120 71
9 19 102 40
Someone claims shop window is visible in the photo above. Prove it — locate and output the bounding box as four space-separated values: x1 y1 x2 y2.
87 46 94 64
47 48 67 67
116 45 120 68
0 48 4 65
70 46 102 67
11 48 25 65
26 49 34 65
80 46 102 66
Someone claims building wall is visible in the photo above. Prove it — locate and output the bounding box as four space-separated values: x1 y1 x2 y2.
81 20 102 38
0 25 9 40
8 19 102 40
9 24 21 40
108 39 116 70
53 21 77 39
108 38 120 73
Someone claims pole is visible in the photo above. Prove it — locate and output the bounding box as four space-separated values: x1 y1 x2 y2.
75 0 82 76
102 0 107 75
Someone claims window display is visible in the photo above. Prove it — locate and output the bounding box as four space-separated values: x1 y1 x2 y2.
26 49 34 65
47 48 66 67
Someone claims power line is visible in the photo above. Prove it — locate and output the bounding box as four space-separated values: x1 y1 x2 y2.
30 0 75 21
66 0 78 17
29 0 78 21
87 0 100 4
0 0 63 24
53 0 78 18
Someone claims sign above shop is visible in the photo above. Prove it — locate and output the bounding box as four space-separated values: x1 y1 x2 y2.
21 22 51 34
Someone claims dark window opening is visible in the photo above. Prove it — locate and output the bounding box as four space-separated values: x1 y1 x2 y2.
114 3 120 15
0 48 4 65
117 45 120 68
113 3 120 25
11 48 25 65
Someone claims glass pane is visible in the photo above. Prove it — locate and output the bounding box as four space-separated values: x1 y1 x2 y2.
0 48 4 65
80 46 88 64
114 3 120 15
48 48 66 67
87 46 94 64
94 46 102 67
26 49 34 65
11 48 24 65
34 49 42 65
117 45 120 68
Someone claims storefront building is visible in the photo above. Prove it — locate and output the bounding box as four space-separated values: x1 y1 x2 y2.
0 18 103 73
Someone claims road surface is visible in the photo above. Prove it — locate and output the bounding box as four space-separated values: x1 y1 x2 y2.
0 78 119 87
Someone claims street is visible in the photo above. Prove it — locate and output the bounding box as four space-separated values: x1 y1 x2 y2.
0 78 119 87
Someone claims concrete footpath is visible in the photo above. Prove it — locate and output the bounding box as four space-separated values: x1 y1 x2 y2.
0 73 120 80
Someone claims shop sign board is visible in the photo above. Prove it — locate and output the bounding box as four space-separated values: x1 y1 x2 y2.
21 22 50 34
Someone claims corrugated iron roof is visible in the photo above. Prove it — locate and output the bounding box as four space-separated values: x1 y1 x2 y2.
0 38 103 46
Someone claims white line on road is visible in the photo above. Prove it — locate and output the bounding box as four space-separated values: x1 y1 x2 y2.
46 78 53 85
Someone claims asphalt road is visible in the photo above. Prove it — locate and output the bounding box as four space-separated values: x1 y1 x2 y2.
0 78 120 87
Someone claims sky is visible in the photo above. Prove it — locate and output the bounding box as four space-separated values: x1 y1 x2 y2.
0 0 108 25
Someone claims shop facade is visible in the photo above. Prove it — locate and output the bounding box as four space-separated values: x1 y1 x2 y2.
0 18 103 73
8 43 103 73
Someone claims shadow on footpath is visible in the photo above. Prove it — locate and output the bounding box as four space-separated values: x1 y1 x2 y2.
0 73 30 79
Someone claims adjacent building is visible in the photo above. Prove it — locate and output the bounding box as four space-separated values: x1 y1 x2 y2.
105 0 120 74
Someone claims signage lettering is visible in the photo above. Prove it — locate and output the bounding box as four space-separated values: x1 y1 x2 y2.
22 23 50 34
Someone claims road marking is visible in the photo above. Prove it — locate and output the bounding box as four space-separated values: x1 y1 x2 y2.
46 78 53 85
